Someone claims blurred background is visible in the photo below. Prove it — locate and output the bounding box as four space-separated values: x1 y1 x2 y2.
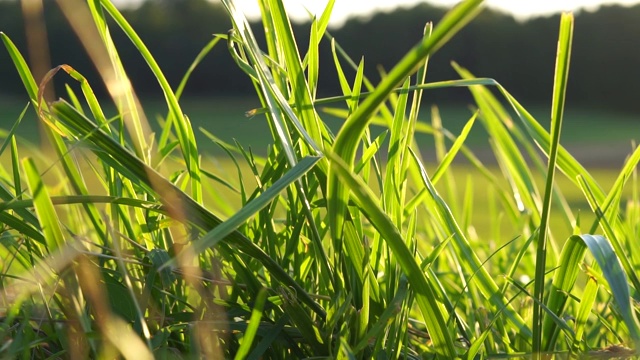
0 0 639 164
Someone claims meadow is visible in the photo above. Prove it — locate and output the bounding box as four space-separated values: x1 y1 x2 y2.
1 0 640 359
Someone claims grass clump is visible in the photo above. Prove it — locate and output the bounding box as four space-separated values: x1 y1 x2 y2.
1 0 640 358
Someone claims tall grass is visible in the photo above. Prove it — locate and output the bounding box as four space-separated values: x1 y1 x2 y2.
1 0 639 358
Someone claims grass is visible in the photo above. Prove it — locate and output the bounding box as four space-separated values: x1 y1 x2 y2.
0 96 637 156
1 0 640 358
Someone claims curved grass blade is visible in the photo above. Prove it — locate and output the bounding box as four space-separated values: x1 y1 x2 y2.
95 0 202 202
580 235 640 348
249 77 498 116
542 235 588 350
180 155 321 259
408 148 530 337
1 33 39 102
48 99 325 318
431 110 478 184
175 36 221 100
327 0 484 242
325 150 456 358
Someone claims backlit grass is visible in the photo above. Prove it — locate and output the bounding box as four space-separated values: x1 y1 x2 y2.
1 0 639 358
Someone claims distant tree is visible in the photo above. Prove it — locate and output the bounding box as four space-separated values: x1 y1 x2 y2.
0 0 639 112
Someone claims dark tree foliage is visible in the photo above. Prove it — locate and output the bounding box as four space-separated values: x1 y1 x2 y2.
0 0 639 112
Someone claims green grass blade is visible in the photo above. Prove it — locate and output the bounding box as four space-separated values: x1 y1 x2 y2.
235 288 268 360
408 148 530 337
96 0 202 202
264 0 324 148
224 1 321 156
326 150 456 358
431 110 478 184
0 104 29 156
383 78 410 224
543 235 588 350
48 99 325 318
1 33 39 102
353 275 408 353
175 36 222 100
579 174 640 288
78 0 150 162
249 78 498 115
580 235 640 348
532 13 573 356
327 0 483 241
22 158 64 252
572 276 598 353
182 155 321 258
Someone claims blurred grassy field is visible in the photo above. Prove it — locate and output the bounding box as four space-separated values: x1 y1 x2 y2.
1 95 637 158
0 95 636 242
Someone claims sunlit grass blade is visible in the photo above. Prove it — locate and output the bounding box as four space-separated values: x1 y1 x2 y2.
263 0 324 148
327 0 484 241
0 105 29 157
180 155 321 258
22 158 64 252
1 33 39 102
326 150 456 358
48 99 325 318
579 235 640 348
408 148 530 337
249 78 498 115
572 276 598 353
175 36 222 100
431 110 478 184
578 174 640 291
94 0 202 201
224 1 321 156
532 13 573 356
383 78 410 225
542 235 588 350
235 288 268 360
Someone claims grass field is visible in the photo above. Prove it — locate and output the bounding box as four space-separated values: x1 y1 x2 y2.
1 95 637 161
2 1 640 357
1 95 635 243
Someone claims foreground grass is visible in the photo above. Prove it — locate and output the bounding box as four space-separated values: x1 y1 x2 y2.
1 0 640 358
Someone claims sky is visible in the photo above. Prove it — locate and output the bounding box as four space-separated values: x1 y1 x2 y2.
228 0 640 25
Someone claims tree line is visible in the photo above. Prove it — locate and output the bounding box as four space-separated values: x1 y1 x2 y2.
1 0 639 113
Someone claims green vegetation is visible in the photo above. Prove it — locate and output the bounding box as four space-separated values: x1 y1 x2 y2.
1 0 640 359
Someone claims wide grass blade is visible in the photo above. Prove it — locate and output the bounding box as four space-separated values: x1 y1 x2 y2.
580 235 640 348
22 158 64 252
327 0 484 242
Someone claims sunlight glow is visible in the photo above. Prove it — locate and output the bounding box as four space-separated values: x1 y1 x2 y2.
231 0 640 25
